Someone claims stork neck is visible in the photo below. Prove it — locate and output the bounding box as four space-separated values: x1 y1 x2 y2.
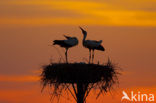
83 34 87 42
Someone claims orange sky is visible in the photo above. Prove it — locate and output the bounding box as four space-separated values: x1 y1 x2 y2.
0 0 156 103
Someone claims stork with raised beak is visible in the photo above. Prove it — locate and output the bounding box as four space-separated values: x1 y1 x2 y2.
79 27 105 63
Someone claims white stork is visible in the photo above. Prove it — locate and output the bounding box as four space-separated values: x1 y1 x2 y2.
79 27 105 63
53 35 78 63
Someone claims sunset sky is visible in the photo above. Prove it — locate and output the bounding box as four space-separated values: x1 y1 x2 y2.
0 0 156 103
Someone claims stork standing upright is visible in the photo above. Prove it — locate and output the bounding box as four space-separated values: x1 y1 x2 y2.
53 35 78 63
79 27 105 64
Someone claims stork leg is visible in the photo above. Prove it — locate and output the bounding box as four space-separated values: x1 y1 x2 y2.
89 49 91 64
65 48 68 63
92 50 95 64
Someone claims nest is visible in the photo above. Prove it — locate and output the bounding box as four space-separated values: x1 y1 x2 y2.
41 61 117 83
41 60 119 101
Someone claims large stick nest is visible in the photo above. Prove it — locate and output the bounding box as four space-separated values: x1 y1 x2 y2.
41 61 117 84
41 60 119 99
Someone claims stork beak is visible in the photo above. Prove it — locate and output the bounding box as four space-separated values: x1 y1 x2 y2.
79 26 85 32
79 26 82 30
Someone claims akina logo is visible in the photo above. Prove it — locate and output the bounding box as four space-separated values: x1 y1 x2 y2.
121 91 154 102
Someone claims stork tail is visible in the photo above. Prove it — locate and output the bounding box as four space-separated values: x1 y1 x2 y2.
95 45 105 51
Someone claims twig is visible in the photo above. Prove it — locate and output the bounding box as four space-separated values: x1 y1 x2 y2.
51 45 65 62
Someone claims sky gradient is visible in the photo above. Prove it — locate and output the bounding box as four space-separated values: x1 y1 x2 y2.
0 0 156 103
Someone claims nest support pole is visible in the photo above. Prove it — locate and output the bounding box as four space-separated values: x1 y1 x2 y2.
76 83 87 103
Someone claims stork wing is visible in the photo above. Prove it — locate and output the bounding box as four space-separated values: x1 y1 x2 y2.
63 35 72 39
85 40 101 47
64 38 78 46
91 40 102 44
79 26 87 35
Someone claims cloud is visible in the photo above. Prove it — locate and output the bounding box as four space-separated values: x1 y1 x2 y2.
0 75 39 82
0 87 50 103
0 0 156 26
0 83 155 103
0 101 10 103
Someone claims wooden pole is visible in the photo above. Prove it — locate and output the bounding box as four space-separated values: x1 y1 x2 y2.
77 83 85 103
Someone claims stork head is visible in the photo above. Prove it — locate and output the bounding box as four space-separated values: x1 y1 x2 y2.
79 26 87 36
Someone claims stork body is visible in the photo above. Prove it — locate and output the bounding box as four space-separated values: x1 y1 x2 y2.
53 35 78 63
79 27 105 63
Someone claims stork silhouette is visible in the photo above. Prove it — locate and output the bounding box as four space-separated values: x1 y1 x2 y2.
53 35 78 63
79 27 105 63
